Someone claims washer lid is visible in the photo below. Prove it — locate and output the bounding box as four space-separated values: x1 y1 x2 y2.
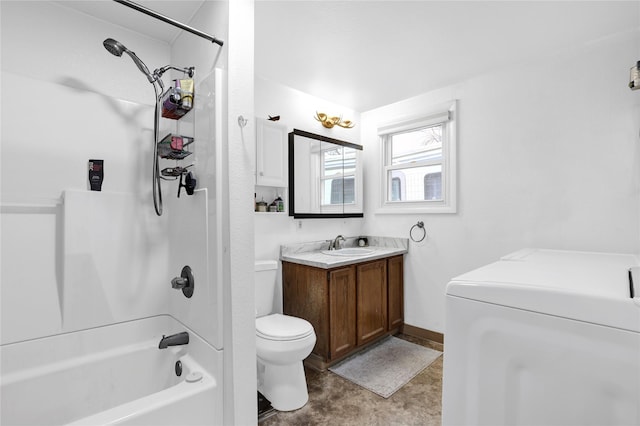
447 249 640 332
256 314 314 341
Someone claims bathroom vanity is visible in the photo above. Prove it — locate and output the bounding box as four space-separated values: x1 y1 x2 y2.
281 240 407 370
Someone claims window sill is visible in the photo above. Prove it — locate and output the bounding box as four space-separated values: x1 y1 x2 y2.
375 205 457 215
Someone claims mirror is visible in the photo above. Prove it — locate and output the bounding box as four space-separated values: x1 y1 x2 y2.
288 129 363 218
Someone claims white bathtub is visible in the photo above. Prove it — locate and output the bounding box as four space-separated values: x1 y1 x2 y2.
1 315 222 426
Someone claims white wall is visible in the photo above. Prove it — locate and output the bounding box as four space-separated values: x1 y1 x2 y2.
361 30 640 334
223 0 258 424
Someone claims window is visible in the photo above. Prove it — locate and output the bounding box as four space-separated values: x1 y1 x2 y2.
378 101 457 213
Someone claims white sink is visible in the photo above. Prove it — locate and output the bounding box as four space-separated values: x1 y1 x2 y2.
322 248 374 256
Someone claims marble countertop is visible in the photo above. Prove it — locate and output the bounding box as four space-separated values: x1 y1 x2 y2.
280 236 408 269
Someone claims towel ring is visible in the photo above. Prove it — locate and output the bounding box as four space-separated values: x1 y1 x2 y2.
410 221 426 243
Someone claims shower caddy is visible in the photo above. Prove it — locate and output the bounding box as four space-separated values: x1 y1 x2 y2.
157 79 198 200
146 59 197 216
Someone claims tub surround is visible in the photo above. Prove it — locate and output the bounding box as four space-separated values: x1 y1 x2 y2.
280 237 408 269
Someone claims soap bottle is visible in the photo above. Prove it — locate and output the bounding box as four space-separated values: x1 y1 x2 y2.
275 194 284 212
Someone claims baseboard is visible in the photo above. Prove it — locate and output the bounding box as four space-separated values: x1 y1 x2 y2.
401 323 444 345
304 353 330 372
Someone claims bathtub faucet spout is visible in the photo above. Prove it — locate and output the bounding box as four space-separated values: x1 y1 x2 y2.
158 331 189 349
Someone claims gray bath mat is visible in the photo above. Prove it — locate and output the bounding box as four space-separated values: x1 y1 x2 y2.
329 336 442 398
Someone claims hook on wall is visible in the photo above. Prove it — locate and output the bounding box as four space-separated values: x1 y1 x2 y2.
238 115 248 128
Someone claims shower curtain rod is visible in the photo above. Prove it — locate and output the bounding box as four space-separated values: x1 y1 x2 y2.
113 0 224 46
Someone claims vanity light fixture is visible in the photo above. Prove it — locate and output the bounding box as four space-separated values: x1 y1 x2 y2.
314 112 355 129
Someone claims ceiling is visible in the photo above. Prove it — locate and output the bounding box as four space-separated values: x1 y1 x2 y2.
57 1 639 112
256 1 639 111
54 1 206 44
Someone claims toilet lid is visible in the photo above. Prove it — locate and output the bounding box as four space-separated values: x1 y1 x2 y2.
256 314 314 341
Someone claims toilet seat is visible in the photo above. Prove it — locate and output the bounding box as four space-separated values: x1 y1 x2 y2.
256 313 314 341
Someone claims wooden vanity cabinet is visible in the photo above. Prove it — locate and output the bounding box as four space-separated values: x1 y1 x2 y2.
282 255 404 370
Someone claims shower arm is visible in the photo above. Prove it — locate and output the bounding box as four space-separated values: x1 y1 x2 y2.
152 65 195 92
155 65 194 79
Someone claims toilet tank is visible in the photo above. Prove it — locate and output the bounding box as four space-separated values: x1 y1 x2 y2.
255 260 278 317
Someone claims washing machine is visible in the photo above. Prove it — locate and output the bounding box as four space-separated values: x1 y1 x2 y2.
442 248 640 426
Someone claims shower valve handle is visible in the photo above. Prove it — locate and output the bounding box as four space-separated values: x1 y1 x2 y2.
171 276 188 289
171 266 194 298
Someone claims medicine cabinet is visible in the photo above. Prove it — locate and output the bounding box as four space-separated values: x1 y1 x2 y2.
288 129 363 219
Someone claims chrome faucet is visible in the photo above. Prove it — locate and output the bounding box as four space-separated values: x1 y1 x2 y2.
158 331 189 349
331 235 346 250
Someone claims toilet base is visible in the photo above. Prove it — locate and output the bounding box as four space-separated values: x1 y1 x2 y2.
258 359 309 411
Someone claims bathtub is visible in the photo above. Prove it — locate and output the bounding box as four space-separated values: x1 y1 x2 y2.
1 315 222 426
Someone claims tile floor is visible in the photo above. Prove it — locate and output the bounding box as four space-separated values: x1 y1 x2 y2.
260 334 444 426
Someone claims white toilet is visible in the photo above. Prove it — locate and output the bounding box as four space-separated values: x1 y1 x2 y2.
254 260 316 411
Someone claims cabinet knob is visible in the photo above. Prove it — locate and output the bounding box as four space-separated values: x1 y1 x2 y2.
259 171 264 176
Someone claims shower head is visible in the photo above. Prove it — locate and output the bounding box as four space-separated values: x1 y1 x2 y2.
103 38 125 57
103 38 156 84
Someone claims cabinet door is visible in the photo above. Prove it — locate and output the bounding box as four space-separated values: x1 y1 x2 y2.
256 118 288 187
387 255 404 331
356 260 387 346
329 267 357 360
